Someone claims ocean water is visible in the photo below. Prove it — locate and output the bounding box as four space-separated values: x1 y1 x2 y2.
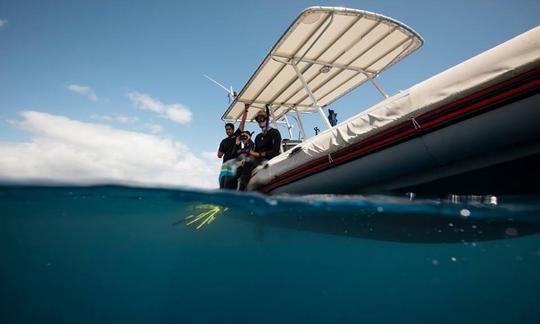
1 185 539 324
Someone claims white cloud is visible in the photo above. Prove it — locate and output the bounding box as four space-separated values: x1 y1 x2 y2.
145 123 164 134
0 19 7 28
67 84 98 101
90 114 114 122
91 114 138 124
165 105 192 124
116 115 139 124
127 92 163 113
202 151 222 172
127 91 192 124
0 111 218 188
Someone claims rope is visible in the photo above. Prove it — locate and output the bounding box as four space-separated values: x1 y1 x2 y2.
411 117 422 130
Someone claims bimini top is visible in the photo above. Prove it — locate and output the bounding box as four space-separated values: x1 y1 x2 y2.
222 6 424 122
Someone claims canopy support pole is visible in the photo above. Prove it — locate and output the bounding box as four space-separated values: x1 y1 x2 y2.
291 62 332 129
269 106 279 129
365 75 389 98
282 114 294 139
293 107 307 140
272 54 389 99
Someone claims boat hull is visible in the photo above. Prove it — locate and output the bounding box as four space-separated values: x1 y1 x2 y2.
267 92 540 195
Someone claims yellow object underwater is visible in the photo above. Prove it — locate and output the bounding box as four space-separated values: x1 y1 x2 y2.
183 204 228 229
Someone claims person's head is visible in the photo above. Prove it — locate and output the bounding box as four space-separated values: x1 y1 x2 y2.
224 123 234 137
255 111 267 130
239 131 251 143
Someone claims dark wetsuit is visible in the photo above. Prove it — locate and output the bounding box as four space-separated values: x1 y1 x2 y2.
218 129 241 164
235 139 255 159
238 127 282 191
254 128 282 160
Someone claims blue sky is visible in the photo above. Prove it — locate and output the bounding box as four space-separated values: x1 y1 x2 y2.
0 0 539 187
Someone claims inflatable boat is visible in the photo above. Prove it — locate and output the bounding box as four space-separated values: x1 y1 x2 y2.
221 7 540 195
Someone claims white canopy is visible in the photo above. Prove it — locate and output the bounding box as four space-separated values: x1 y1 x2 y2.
222 6 423 123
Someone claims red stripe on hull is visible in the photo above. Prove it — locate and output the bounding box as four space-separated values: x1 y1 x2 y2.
259 66 540 193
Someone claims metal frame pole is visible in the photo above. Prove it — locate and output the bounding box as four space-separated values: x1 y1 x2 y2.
291 62 332 129
294 107 307 140
272 54 389 100
269 107 279 129
282 114 294 139
365 74 389 98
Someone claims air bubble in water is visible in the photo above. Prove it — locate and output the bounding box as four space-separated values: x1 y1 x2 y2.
376 206 383 213
432 259 439 266
451 257 457 262
505 227 518 236
460 209 471 217
488 196 498 205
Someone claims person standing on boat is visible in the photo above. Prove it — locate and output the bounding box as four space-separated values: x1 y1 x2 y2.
217 103 250 162
217 103 249 188
237 108 282 191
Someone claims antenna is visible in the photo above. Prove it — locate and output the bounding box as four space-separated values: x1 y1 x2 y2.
203 74 236 103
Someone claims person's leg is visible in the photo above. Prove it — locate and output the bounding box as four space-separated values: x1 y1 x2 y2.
219 176 225 189
223 176 238 190
238 160 256 191
229 165 242 190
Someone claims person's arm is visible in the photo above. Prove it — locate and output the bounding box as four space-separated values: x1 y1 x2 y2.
217 140 225 158
239 103 249 132
265 129 282 159
249 134 261 158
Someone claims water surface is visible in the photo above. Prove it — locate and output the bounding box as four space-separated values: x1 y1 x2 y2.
1 186 539 323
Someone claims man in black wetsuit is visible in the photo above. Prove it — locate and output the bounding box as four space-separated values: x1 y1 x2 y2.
217 123 239 164
217 103 249 188
237 109 281 191
217 103 250 164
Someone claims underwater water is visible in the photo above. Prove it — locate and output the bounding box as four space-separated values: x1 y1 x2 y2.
1 185 540 324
